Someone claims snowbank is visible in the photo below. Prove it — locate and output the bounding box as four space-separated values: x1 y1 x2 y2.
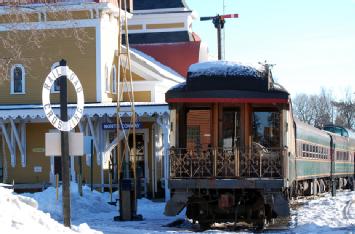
0 186 101 234
24 183 113 221
24 183 186 234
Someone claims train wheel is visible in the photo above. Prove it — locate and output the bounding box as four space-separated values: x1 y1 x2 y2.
253 206 265 230
198 221 212 231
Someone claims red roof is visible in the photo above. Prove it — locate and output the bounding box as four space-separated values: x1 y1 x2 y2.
132 41 201 77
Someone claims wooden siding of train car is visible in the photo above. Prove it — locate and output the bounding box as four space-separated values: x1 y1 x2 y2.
295 120 331 179
0 27 96 104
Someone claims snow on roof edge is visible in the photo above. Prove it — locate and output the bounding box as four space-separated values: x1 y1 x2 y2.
126 46 185 83
188 61 265 78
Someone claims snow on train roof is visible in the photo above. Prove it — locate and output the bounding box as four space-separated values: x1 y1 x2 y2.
188 61 265 79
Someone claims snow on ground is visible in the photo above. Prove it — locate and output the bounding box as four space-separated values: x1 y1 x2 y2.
3 182 354 234
24 183 187 234
290 190 355 234
0 186 100 234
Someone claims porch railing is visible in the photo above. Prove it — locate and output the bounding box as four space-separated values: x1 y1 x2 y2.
169 146 285 179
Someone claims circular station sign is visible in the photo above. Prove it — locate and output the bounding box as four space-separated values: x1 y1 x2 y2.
42 66 84 132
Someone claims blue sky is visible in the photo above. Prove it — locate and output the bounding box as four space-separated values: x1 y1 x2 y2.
185 0 355 99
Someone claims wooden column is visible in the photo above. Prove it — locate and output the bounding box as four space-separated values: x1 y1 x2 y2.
212 103 219 147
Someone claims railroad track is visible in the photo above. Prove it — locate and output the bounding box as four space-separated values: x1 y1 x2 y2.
343 198 355 221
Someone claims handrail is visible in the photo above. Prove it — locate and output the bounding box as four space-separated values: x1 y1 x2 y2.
169 146 285 179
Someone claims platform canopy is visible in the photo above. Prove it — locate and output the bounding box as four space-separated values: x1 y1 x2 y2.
0 103 169 121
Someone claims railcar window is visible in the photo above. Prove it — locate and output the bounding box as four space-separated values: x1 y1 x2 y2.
186 109 212 151
252 110 280 148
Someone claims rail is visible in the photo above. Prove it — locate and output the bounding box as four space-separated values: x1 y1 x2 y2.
169 146 285 178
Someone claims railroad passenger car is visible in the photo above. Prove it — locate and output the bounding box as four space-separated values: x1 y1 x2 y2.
163 61 355 229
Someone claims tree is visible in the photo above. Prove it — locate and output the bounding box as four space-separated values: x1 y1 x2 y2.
292 93 317 125
313 88 334 128
333 89 355 130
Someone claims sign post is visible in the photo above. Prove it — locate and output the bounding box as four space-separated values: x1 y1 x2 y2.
42 59 84 228
59 59 71 227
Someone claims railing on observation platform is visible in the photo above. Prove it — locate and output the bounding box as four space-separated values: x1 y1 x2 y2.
169 146 285 179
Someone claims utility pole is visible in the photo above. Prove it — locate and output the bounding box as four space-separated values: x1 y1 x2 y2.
59 59 71 227
200 13 239 60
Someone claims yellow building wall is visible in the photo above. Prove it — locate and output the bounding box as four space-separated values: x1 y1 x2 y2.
6 123 51 184
1 122 103 185
0 27 97 104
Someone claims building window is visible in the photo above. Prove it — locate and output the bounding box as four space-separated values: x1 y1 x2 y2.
51 62 60 93
111 65 117 94
105 64 110 93
11 64 25 94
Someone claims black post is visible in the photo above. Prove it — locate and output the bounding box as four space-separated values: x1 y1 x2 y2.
91 138 94 192
330 140 336 197
217 24 222 60
212 15 224 60
59 59 71 227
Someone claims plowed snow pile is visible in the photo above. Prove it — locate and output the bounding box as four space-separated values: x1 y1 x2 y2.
0 186 101 234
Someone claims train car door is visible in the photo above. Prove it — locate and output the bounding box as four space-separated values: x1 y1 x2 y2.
222 108 241 149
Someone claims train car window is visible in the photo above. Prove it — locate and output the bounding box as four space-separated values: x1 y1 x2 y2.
222 108 241 148
252 110 280 148
186 109 212 151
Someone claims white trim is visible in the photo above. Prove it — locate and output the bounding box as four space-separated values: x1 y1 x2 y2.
87 117 100 165
0 19 98 32
133 8 189 14
128 12 191 34
10 64 26 95
105 64 110 93
0 103 169 120
20 122 26 167
111 64 117 94
96 18 102 102
156 115 171 201
9 119 26 168
0 121 15 168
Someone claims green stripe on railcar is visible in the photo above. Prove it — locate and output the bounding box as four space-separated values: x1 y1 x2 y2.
334 162 354 175
296 159 331 178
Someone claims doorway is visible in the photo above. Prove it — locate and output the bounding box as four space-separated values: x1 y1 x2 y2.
222 108 241 148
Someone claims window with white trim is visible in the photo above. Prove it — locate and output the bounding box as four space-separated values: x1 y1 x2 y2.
10 64 25 94
105 64 110 93
51 62 60 93
111 65 117 94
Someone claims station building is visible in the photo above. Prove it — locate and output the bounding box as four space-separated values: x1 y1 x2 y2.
0 0 208 199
